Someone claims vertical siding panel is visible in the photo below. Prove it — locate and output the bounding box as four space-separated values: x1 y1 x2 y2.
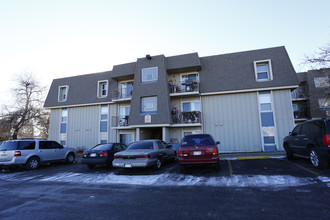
273 90 295 151
203 92 261 152
67 105 99 149
49 109 61 141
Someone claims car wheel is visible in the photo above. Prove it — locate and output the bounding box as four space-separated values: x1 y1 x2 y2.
26 157 40 170
154 158 162 170
88 165 95 169
285 145 294 160
310 149 328 169
66 153 75 164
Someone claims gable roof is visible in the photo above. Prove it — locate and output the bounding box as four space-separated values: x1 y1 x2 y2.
44 46 298 108
199 46 298 93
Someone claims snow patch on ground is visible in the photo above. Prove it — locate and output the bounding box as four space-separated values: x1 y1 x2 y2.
39 172 316 188
318 176 330 187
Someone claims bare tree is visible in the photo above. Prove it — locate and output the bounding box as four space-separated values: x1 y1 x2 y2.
303 43 330 69
1 73 49 139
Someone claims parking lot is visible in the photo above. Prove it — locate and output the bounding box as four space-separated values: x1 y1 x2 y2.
1 155 330 219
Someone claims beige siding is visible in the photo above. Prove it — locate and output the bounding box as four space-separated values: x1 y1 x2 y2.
67 106 99 149
109 104 117 142
202 92 262 152
273 89 295 150
49 109 61 141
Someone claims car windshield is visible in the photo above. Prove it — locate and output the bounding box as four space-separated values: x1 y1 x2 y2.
0 141 18 151
181 135 215 147
92 144 113 150
128 142 154 150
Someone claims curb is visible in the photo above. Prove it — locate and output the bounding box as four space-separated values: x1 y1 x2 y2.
220 155 286 161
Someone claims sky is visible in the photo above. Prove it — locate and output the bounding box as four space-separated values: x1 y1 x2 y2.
0 0 329 105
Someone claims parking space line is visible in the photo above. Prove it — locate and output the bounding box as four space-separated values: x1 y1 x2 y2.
280 159 319 176
228 160 233 176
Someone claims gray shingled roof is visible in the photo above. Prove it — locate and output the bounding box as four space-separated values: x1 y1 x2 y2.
44 46 298 108
199 46 298 93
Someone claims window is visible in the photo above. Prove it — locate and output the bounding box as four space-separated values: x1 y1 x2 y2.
254 60 272 81
100 105 108 132
182 101 200 112
181 72 199 92
119 106 130 126
141 96 157 113
98 80 108 98
292 104 298 111
142 67 158 83
120 134 134 146
19 141 35 150
120 81 133 98
258 91 276 151
318 98 330 109
58 86 69 102
314 77 330 88
60 108 68 134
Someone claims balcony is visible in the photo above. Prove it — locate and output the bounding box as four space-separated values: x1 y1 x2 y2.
172 110 201 124
169 80 200 97
294 111 308 121
112 87 133 102
111 115 130 128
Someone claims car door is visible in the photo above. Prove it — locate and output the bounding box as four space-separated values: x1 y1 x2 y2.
299 123 311 157
288 124 303 154
157 141 171 161
38 141 65 161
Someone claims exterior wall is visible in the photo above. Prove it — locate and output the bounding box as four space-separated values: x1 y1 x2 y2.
109 103 118 142
273 89 296 150
202 92 262 152
66 105 100 149
48 109 61 141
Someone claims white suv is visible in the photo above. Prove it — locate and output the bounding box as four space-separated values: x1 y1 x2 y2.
0 139 76 170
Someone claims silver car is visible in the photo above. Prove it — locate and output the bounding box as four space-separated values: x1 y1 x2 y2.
112 140 177 169
0 139 76 170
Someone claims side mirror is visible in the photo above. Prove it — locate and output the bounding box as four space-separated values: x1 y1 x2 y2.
216 141 220 145
290 132 297 136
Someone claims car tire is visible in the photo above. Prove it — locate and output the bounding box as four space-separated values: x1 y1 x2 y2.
154 158 162 170
26 157 40 170
310 149 328 169
284 144 294 160
66 153 75 164
88 165 96 169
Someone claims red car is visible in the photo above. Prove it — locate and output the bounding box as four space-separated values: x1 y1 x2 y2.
178 134 220 170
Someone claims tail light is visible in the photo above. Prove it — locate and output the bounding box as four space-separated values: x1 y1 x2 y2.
14 151 21 157
100 152 109 157
83 153 87 157
178 151 183 157
323 134 330 147
137 155 151 158
213 148 219 156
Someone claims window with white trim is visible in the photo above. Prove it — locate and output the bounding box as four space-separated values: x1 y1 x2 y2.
141 96 157 113
97 80 108 98
142 67 158 83
60 108 68 134
100 105 108 132
254 60 273 81
258 91 276 151
58 86 69 102
182 101 200 112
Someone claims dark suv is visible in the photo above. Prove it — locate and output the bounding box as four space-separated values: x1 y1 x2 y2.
0 139 76 170
283 119 330 169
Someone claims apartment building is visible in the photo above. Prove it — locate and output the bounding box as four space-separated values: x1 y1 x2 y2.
44 46 298 152
292 68 330 124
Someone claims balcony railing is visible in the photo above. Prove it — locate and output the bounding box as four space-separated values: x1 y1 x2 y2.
111 115 129 127
169 80 200 94
172 110 201 124
294 111 308 119
112 88 133 100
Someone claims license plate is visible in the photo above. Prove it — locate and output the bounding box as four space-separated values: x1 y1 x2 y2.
90 153 97 157
125 164 132 168
193 151 202 155
0 154 8 158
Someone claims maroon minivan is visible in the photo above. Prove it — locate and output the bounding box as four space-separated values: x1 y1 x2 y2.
178 134 220 169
